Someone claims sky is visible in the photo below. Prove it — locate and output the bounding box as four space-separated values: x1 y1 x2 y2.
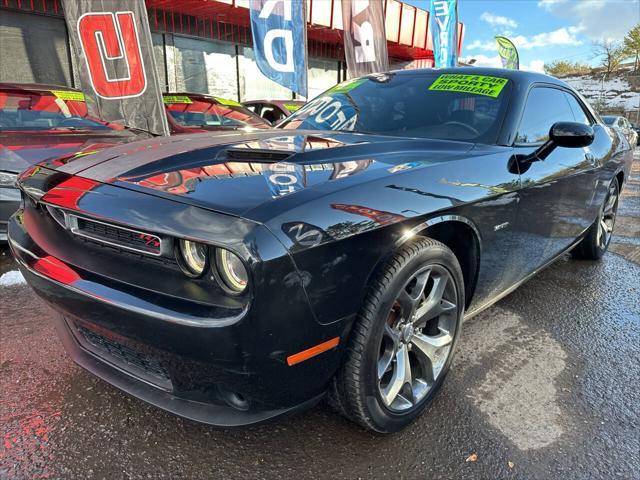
405 0 640 72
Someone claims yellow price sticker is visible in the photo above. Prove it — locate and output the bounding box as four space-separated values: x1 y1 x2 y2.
215 97 241 107
329 78 366 94
51 90 85 102
428 74 508 98
163 95 193 104
283 103 302 112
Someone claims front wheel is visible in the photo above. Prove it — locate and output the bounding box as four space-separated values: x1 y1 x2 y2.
572 177 619 260
329 238 464 433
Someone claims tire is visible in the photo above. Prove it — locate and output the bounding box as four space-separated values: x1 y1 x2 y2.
572 177 620 260
329 237 464 433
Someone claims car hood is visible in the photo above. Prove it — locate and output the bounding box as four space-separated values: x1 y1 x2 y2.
0 130 142 173
40 130 481 218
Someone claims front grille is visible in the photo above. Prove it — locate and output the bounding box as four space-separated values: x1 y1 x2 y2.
68 214 163 256
75 323 172 390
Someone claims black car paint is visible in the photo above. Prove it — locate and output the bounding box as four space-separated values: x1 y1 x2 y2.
8 68 633 426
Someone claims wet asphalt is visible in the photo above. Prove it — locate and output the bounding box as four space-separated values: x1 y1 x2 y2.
1 153 638 480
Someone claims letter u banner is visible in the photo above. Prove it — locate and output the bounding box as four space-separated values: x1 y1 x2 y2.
63 0 169 135
250 0 308 98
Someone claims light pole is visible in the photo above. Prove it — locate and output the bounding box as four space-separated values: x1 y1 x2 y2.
599 73 607 114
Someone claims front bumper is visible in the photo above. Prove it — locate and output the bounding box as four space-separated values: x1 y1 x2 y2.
9 205 347 427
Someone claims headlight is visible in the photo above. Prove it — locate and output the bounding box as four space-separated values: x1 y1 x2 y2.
0 171 18 187
176 239 208 277
215 248 248 293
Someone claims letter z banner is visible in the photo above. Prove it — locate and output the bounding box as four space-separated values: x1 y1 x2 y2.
249 0 308 97
63 0 169 135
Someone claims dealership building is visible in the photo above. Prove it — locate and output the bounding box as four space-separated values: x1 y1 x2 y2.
0 0 464 101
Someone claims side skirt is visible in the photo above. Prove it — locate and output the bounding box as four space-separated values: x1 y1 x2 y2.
463 234 586 321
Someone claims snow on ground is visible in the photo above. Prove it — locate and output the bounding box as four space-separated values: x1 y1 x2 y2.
565 74 640 112
0 270 25 286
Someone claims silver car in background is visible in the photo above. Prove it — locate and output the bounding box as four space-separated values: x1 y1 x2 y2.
603 115 639 146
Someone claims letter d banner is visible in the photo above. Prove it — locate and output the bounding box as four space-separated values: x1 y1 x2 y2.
249 0 308 98
63 0 169 135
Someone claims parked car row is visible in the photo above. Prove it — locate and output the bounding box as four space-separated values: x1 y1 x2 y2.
0 82 303 241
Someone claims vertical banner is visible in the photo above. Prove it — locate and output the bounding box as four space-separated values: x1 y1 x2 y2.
430 0 459 68
341 0 389 79
62 0 169 136
250 0 308 98
495 36 519 70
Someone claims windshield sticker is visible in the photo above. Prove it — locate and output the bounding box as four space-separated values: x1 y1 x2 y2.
51 90 85 102
215 97 242 107
428 74 508 98
283 103 302 112
163 95 193 104
328 78 367 94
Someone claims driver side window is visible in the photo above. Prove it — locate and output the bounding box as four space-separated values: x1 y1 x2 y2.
516 87 575 145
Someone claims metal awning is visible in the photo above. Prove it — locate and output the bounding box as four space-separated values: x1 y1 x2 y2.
145 0 464 61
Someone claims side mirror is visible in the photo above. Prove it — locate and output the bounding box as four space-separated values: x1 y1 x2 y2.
509 121 595 174
549 121 595 149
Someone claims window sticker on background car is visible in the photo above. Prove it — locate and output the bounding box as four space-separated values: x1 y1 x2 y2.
429 74 508 98
163 95 193 104
51 90 85 102
328 78 367 94
284 103 302 112
215 97 242 107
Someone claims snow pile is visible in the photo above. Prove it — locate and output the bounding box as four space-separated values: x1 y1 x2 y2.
564 74 639 112
0 270 25 286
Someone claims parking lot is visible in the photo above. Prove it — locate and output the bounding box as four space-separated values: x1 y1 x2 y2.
1 153 638 480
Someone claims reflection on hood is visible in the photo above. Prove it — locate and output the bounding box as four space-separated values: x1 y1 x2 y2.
0 146 30 173
124 159 376 199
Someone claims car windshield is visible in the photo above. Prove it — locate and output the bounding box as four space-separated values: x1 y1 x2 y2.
602 116 616 125
164 95 270 129
279 72 513 144
0 90 114 131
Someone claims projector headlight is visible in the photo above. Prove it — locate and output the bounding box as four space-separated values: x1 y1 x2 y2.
0 171 18 187
215 248 248 293
176 239 209 277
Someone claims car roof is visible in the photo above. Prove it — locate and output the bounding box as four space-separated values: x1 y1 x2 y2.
0 82 80 93
244 99 305 105
164 91 240 103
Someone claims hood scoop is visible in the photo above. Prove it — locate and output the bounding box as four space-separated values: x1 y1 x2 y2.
225 148 293 163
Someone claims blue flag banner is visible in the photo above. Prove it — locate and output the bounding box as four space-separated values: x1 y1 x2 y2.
250 0 308 97
430 0 458 68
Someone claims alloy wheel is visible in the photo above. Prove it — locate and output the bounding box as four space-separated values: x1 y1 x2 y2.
377 264 459 412
596 182 618 249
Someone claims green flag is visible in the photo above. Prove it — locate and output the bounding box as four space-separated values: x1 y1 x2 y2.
495 36 519 70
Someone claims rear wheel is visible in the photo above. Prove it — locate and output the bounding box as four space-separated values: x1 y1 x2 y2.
329 238 464 433
572 177 619 260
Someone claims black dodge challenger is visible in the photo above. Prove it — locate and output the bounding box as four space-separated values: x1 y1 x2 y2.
8 68 633 432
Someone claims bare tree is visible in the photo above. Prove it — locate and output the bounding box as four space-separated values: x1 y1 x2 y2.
593 39 625 75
